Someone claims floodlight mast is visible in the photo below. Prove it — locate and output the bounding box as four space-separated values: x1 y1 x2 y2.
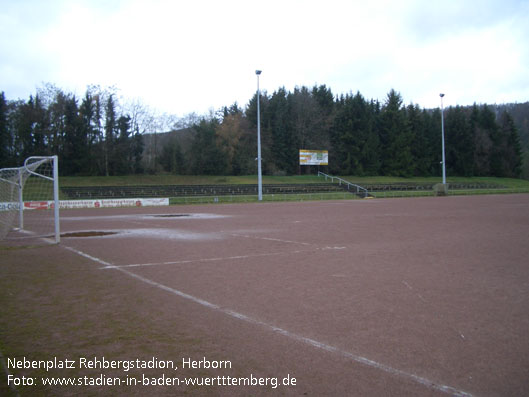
256 70 263 201
440 93 446 185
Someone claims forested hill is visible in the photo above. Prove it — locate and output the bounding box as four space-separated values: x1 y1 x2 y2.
1 85 528 178
140 100 529 179
153 93 528 179
490 102 529 148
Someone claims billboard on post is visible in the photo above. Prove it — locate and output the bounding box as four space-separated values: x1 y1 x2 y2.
299 149 328 165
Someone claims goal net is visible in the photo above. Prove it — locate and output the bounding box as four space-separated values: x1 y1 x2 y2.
0 156 60 243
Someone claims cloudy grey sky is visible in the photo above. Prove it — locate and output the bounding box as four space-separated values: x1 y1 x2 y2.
1 0 528 116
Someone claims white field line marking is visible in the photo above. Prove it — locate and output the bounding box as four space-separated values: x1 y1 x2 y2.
117 268 473 397
9 228 56 244
63 245 114 267
100 245 346 270
402 280 466 340
63 245 473 397
401 280 428 303
229 233 312 246
100 249 311 269
228 233 347 250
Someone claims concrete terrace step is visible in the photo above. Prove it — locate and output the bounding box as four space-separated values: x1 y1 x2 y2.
361 182 505 191
60 183 347 199
60 182 506 200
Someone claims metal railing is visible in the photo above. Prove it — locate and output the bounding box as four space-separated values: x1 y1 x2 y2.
318 172 369 198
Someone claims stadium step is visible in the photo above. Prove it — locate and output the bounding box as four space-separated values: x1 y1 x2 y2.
60 183 349 199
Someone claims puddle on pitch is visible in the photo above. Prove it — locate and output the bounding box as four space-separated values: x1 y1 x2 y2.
145 213 227 220
60 228 221 241
61 231 118 238
150 214 191 218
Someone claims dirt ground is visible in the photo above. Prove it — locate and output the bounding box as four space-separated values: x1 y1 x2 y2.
1 194 529 396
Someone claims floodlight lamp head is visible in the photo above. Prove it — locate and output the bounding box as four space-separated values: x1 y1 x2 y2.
255 70 262 75
440 93 445 98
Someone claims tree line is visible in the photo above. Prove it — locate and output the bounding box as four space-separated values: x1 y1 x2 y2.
160 87 523 178
1 84 524 178
0 85 148 176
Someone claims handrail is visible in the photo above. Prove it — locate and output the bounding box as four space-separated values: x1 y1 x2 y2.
318 172 369 198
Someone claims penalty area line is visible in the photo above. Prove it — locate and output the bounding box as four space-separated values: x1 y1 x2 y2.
63 245 114 267
99 249 313 269
228 233 313 246
99 245 346 270
61 244 473 397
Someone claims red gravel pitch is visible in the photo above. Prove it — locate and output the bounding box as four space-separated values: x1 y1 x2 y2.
3 194 529 396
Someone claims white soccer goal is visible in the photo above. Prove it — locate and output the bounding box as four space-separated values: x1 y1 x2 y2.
0 156 60 243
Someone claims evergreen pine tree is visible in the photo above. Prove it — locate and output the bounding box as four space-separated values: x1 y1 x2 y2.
115 115 132 175
268 88 293 173
445 106 474 176
80 91 97 174
498 111 523 177
380 90 415 176
189 119 227 175
104 95 117 175
406 104 428 176
473 105 494 176
0 92 11 167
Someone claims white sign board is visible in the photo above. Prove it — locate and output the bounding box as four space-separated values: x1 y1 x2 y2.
0 198 169 211
299 150 328 165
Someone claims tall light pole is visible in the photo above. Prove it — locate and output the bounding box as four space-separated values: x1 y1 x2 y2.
256 70 263 201
440 93 446 185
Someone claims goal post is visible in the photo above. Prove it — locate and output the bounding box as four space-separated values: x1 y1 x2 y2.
0 155 60 243
0 166 22 240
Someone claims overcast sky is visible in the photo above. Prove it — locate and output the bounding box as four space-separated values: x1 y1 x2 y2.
1 0 528 116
